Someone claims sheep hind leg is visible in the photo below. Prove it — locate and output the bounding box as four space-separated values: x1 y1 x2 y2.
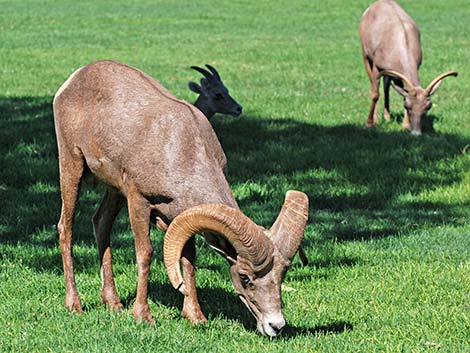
181 237 207 323
93 188 126 311
57 146 85 313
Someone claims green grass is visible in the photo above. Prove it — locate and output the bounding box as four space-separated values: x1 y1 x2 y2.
1 0 470 351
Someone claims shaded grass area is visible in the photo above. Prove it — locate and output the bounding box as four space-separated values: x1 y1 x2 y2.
2 96 469 256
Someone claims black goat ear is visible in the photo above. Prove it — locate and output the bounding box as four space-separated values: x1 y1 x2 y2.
188 81 202 94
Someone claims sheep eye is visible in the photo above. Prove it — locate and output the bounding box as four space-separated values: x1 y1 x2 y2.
240 274 254 289
214 93 224 100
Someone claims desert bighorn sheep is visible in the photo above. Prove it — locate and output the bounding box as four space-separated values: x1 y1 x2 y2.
359 0 458 135
53 60 308 337
188 65 243 120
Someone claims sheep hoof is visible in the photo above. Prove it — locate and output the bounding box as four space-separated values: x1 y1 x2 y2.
133 304 154 324
182 308 207 324
101 289 123 311
365 120 374 128
65 295 83 313
107 301 124 312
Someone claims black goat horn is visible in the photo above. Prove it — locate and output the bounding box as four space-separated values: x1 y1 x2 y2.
190 66 215 82
206 64 221 81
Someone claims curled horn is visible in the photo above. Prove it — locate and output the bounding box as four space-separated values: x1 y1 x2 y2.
205 64 221 81
424 71 458 96
190 65 215 82
380 70 416 94
268 190 309 262
164 204 274 294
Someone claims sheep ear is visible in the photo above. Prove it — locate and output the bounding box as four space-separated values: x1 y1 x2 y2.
428 80 442 96
391 81 409 98
188 81 202 94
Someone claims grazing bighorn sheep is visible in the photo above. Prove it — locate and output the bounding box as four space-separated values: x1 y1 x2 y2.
188 65 243 120
53 60 308 337
359 0 458 135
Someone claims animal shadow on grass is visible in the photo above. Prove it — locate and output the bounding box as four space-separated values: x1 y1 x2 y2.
134 282 341 339
213 114 468 241
0 96 95 242
282 321 353 338
120 282 255 328
1 97 468 270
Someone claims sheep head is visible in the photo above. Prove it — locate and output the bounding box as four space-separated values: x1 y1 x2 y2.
163 190 309 337
381 70 458 135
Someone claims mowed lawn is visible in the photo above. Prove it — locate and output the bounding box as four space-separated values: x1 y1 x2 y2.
1 0 470 352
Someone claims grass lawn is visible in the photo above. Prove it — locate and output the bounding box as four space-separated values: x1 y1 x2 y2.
1 0 470 351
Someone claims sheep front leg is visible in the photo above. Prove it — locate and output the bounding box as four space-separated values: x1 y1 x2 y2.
402 110 411 130
181 237 207 323
127 184 154 324
383 76 391 121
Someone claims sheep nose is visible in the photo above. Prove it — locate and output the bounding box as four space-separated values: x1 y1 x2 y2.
269 321 285 335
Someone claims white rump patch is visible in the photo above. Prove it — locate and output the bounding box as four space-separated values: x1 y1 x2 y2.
53 66 85 105
362 6 371 18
